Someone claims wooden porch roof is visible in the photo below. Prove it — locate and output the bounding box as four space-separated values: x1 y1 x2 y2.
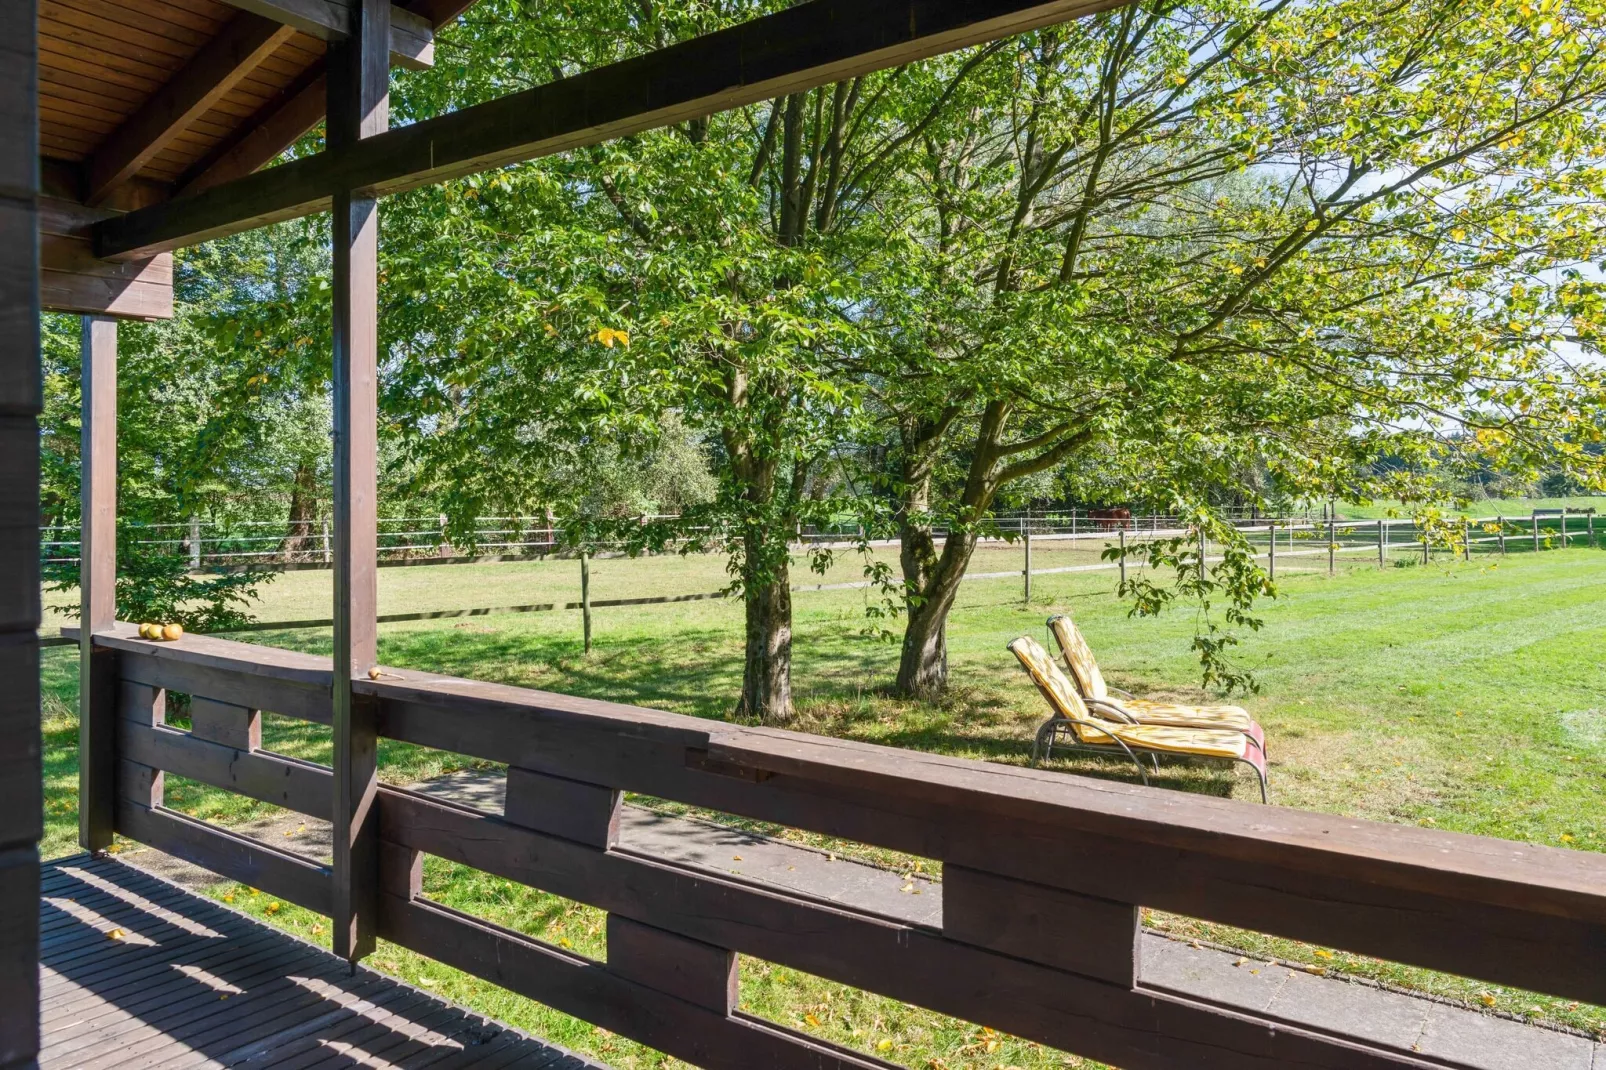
39 0 327 191
35 0 464 319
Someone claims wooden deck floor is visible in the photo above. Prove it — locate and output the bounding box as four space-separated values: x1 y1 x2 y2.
39 856 609 1070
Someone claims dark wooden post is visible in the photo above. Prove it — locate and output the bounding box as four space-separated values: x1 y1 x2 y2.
1377 518 1386 567
1116 527 1126 586
1022 526 1032 604
328 0 389 964
1532 511 1539 552
1267 521 1276 579
1327 516 1336 576
0 6 43 1064
1497 515 1505 555
1462 518 1470 562
79 316 117 853
1560 507 1568 549
580 549 592 653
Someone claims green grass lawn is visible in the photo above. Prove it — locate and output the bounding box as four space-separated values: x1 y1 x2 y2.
39 547 1606 1066
1338 495 1605 519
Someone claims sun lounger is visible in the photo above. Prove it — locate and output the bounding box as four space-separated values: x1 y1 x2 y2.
1009 635 1269 802
1047 614 1265 754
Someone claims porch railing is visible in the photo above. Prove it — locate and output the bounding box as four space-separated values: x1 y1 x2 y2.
82 623 1606 1070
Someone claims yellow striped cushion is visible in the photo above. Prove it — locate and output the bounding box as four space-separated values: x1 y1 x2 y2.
1119 698 1255 732
1101 722 1249 760
1008 636 1091 722
1048 615 1108 700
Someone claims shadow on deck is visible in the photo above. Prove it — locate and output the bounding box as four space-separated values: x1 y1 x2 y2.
38 855 608 1070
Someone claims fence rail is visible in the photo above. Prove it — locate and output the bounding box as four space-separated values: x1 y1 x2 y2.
40 509 1601 571
81 623 1606 1070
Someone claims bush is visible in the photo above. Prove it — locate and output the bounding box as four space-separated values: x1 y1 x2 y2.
45 523 267 632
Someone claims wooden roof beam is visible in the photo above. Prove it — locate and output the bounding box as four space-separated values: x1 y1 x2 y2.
84 14 297 207
219 0 436 70
178 0 476 197
98 0 1131 260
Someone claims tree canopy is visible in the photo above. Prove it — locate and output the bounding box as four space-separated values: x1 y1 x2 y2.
46 0 1606 719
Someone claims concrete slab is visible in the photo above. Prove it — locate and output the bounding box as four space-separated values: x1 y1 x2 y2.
1416 1001 1598 1070
1138 932 1291 1013
1267 964 1434 1050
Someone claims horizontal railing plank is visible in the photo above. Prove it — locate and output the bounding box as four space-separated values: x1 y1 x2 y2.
371 673 1606 1005
116 800 332 915
117 720 332 818
94 624 331 724
377 787 1430 1070
96 627 1606 1015
378 891 899 1070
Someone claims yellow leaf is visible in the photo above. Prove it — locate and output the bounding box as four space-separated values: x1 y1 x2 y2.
732 855 743 862
1479 992 1498 1007
804 1014 820 1028
877 1039 893 1052
1313 949 1334 960
223 894 234 903
107 928 125 941
559 937 572 948
265 902 281 914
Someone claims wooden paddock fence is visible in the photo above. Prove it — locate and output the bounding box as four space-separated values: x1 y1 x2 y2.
76 621 1606 1070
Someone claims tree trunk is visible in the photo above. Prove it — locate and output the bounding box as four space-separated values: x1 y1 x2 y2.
737 530 793 724
895 528 977 697
280 459 319 561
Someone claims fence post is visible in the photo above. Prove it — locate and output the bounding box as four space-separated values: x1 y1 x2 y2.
1023 527 1032 604
1117 528 1127 587
1497 515 1505 555
1268 521 1276 580
1462 518 1470 562
322 518 332 563
1532 511 1540 552
580 550 593 654
1560 507 1568 549
1328 516 1336 576
189 514 201 570
1590 510 1596 548
1422 523 1430 565
1378 518 1386 568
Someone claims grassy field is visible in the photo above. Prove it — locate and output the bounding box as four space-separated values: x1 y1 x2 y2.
1338 495 1605 519
39 547 1606 1066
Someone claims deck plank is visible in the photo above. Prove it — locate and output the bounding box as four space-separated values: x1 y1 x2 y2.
39 855 612 1070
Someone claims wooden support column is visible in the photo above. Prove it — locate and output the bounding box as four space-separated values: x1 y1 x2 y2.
328 0 389 964
79 316 117 853
0 4 42 1064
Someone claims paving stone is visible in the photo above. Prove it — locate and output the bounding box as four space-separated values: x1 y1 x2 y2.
1266 966 1432 1050
1137 933 1290 1013
1415 1002 1598 1070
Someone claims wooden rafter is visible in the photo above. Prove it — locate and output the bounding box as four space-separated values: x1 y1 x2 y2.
83 14 296 206
178 0 476 197
218 0 435 69
98 0 1130 259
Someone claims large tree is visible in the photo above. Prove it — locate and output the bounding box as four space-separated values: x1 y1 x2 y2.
847 0 1606 695
382 0 988 722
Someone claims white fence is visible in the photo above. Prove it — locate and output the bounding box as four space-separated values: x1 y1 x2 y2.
40 509 1601 572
